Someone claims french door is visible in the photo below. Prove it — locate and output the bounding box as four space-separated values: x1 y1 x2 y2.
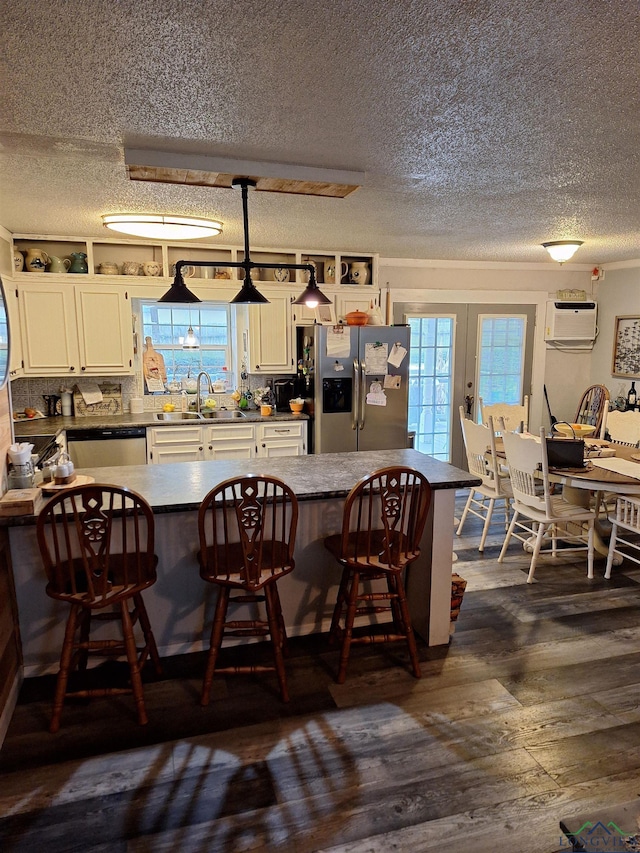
394 302 536 469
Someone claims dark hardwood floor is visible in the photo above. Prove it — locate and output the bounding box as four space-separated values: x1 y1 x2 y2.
1 494 640 852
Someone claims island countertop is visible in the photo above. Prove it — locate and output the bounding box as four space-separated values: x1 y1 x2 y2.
4 448 479 527
8 449 480 667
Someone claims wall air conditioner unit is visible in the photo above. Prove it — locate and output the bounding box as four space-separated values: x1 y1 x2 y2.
544 301 597 342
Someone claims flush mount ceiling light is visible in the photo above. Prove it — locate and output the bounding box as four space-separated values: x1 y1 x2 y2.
542 240 584 264
102 214 223 240
160 177 333 307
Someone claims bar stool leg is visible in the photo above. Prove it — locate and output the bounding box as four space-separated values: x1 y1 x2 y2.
201 587 230 707
50 602 80 734
121 601 148 726
265 584 289 702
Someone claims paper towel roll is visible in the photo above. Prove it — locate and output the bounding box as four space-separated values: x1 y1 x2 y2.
130 397 144 414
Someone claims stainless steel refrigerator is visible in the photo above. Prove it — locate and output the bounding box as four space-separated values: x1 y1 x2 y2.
299 324 411 453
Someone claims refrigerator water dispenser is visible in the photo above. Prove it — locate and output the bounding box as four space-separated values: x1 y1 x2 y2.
322 378 352 413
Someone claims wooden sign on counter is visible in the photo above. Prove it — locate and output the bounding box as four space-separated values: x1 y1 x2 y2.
73 384 123 417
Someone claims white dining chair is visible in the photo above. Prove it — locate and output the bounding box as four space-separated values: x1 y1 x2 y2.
479 396 529 434
497 424 596 582
456 407 512 552
604 409 640 447
605 495 640 578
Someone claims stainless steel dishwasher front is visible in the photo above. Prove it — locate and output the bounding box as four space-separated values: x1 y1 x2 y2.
66 427 147 468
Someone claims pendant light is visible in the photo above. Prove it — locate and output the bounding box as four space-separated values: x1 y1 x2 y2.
159 178 332 307
182 320 199 349
542 240 584 264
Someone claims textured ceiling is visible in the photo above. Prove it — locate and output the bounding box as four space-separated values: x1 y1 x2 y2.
1 0 639 265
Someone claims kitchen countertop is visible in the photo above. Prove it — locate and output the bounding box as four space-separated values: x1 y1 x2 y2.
1 449 480 526
13 410 309 438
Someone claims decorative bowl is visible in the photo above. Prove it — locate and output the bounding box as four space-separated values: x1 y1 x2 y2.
344 311 369 326
553 422 597 438
290 401 304 413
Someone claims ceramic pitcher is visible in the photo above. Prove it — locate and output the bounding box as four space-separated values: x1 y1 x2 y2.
48 256 71 273
68 252 88 274
142 260 162 276
349 262 370 285
24 247 50 272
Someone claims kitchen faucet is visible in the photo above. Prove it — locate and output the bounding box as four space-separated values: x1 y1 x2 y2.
196 371 214 414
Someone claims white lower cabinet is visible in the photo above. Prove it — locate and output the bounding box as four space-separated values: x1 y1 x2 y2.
256 421 306 457
147 420 307 464
202 423 255 460
146 425 204 464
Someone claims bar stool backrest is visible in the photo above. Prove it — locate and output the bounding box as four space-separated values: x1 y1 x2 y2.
337 466 431 570
198 475 298 590
36 483 157 605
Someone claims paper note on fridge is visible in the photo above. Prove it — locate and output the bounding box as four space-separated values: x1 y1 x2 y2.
365 342 388 375
388 343 408 368
366 381 387 406
326 327 351 358
384 374 401 389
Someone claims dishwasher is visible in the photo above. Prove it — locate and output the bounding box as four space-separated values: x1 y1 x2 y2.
66 427 148 468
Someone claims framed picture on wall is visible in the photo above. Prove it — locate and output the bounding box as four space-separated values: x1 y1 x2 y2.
612 315 640 378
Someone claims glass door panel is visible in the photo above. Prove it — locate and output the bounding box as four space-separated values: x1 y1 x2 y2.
476 314 527 410
407 315 455 461
397 302 536 468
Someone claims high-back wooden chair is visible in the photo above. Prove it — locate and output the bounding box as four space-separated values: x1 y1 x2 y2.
479 396 529 434
36 483 162 733
497 425 596 582
324 466 431 684
197 475 298 705
457 408 512 552
574 384 610 437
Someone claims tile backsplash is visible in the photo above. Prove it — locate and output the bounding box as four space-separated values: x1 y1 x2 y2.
10 375 239 415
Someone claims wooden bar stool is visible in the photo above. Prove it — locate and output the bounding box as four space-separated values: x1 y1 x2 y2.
197 475 298 705
324 466 432 684
36 483 162 733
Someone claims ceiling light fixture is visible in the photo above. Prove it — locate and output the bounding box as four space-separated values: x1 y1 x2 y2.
102 214 223 240
542 240 584 264
160 177 333 307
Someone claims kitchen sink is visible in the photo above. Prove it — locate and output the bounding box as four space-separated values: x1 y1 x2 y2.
200 410 247 419
153 411 204 421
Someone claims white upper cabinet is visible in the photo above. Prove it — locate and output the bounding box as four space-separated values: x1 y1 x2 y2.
75 285 134 374
18 283 80 375
247 293 294 374
17 282 134 376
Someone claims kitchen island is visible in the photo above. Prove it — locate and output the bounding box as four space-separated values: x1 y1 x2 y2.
6 449 480 675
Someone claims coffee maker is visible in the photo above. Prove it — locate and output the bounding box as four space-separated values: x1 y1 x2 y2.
274 378 296 411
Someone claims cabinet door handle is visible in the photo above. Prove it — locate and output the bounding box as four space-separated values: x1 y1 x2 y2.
209 445 212 450
69 366 75 371
262 443 266 448
275 429 290 434
81 366 86 371
199 446 203 451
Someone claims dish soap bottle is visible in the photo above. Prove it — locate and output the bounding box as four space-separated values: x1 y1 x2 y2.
627 382 637 410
